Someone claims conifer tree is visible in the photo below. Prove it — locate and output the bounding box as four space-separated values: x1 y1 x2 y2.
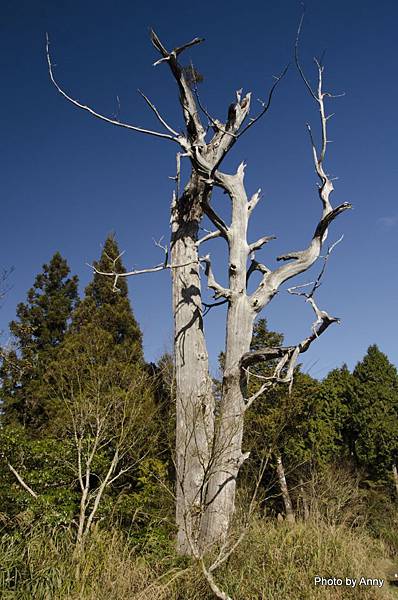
307 364 354 467
351 345 398 489
44 235 145 434
71 234 143 363
42 236 162 535
0 253 78 429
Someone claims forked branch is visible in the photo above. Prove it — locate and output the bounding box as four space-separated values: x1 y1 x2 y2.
242 238 344 405
150 29 206 144
295 12 345 219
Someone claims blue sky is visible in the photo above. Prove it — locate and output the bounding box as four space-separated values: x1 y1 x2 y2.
1 0 397 378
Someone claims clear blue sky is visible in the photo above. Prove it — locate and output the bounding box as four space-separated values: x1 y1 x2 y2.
1 0 397 378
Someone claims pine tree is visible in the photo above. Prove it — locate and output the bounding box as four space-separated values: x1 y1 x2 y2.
0 253 78 429
71 234 143 362
42 235 145 432
351 345 398 488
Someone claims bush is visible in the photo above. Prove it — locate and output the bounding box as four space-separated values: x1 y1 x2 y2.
364 490 398 555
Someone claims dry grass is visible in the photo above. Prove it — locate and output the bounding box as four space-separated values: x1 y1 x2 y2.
0 517 396 600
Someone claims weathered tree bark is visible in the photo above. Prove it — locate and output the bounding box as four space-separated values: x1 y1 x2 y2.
199 166 254 548
276 454 295 524
171 175 215 554
392 463 398 499
198 149 348 544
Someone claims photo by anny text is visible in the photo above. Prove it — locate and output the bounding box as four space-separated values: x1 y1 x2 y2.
314 577 384 588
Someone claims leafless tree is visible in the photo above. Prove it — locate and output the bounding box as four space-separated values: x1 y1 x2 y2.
46 21 351 558
48 330 153 547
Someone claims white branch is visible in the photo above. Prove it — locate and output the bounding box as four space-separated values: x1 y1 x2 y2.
46 34 179 143
246 256 271 283
137 89 179 136
242 237 344 403
201 255 231 299
200 559 233 600
250 202 350 312
149 29 206 144
249 235 276 254
5 459 38 498
247 188 262 213
196 229 222 247
87 255 199 292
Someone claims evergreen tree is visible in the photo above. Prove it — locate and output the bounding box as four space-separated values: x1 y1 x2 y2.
44 235 145 432
0 253 78 429
41 236 165 535
351 345 398 488
0 237 163 533
71 235 143 362
307 364 354 468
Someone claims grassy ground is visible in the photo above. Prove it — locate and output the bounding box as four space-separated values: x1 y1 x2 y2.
0 517 397 600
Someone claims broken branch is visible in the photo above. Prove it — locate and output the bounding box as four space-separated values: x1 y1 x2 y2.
201 255 231 299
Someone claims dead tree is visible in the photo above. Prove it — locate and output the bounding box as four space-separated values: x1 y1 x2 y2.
275 454 295 523
47 23 351 556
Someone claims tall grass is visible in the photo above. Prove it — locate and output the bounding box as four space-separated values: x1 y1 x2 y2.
0 518 396 600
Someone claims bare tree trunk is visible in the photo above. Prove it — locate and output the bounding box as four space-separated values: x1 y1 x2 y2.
200 167 254 548
299 477 310 521
200 298 253 548
392 463 398 499
276 454 295 524
76 484 89 546
171 175 215 555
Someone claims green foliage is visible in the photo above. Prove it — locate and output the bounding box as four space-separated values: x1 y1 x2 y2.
0 425 77 527
241 319 323 508
307 365 354 467
351 345 398 486
72 234 143 363
0 252 78 430
41 237 161 537
2 241 398 599
0 237 164 539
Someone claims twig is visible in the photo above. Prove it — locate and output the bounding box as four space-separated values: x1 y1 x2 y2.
237 64 289 138
137 89 179 136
